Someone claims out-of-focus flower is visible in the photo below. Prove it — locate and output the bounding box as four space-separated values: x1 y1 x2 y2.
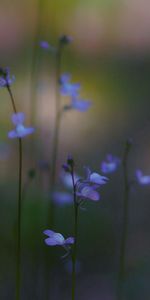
52 191 73 205
43 230 74 246
135 170 150 185
60 171 80 189
59 73 80 97
64 96 92 112
101 154 120 174
0 67 15 87
8 112 35 138
59 35 73 45
39 41 56 52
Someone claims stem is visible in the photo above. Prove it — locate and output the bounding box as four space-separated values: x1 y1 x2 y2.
6 85 22 300
71 169 78 300
50 44 62 188
6 85 17 113
48 44 63 226
30 0 44 125
16 138 22 300
117 141 131 300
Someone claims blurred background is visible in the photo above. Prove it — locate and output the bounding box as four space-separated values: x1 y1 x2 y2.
0 0 150 299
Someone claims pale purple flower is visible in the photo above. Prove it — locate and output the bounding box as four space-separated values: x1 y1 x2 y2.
101 154 120 174
52 191 73 205
69 96 92 112
59 73 80 97
8 112 35 138
43 230 74 246
84 167 108 185
0 67 15 87
39 41 56 52
136 170 150 185
76 184 100 201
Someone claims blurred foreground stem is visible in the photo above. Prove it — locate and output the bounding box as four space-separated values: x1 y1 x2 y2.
6 85 22 300
117 139 132 300
71 165 79 300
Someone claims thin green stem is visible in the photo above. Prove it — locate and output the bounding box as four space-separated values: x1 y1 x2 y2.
117 141 131 300
16 138 22 300
71 169 78 300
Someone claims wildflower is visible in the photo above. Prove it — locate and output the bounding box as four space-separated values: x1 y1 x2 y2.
84 167 108 185
59 73 80 97
43 230 74 246
8 112 35 138
101 154 120 174
65 96 92 112
136 169 150 185
0 67 15 87
76 183 100 201
39 41 56 52
52 191 73 205
60 170 79 189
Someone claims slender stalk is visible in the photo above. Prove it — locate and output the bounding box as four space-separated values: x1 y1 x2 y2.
71 168 79 300
48 43 63 226
117 140 132 300
30 0 44 125
16 138 22 300
6 85 23 300
6 85 17 113
50 43 62 188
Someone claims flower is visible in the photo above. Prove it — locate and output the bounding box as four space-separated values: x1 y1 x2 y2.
135 169 150 185
0 67 15 87
76 184 100 201
39 41 56 52
43 230 74 246
101 154 120 174
8 112 35 138
59 73 80 97
75 167 108 202
60 170 80 189
84 167 108 185
65 96 92 112
52 191 73 205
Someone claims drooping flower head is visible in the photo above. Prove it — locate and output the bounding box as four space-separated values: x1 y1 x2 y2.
135 169 150 185
8 112 35 139
59 73 80 97
101 154 120 174
0 67 15 88
43 229 74 247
